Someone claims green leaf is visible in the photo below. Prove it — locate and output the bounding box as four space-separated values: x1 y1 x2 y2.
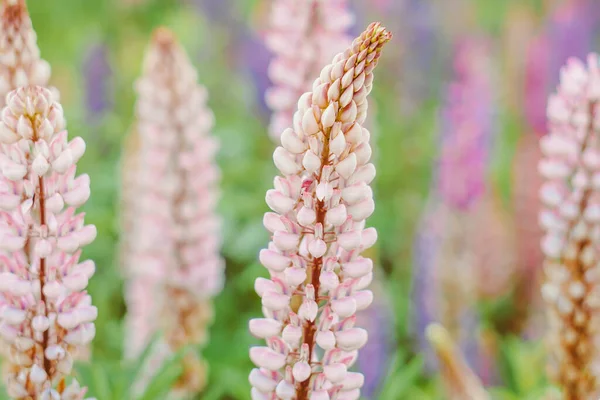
136 345 191 400
378 352 424 399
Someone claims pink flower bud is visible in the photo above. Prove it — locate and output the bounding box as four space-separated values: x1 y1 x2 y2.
282 325 302 347
250 347 287 371
342 258 373 278
51 149 73 174
260 249 291 272
32 315 50 332
249 319 282 339
326 204 348 226
2 307 26 325
293 361 312 382
324 362 347 383
44 345 65 361
332 297 357 319
335 328 368 351
284 267 307 287
262 291 291 311
32 154 49 176
2 161 27 181
336 153 357 180
249 369 278 393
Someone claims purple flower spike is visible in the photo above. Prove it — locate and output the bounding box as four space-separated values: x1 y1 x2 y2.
436 38 495 211
82 43 112 123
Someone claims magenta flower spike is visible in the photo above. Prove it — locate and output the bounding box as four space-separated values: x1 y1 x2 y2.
436 38 495 211
264 0 354 141
540 54 600 399
248 23 391 400
124 28 223 397
0 0 52 106
0 86 95 399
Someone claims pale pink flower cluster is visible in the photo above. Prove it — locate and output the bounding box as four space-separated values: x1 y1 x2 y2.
124 27 223 396
540 54 600 398
0 0 52 107
265 0 354 141
0 86 96 399
249 23 391 400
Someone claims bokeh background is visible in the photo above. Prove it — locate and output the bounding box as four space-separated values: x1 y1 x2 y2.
4 0 596 398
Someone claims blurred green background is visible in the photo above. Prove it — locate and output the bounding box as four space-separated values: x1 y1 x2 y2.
3 0 583 398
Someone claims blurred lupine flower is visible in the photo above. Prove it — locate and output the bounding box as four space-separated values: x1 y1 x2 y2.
436 38 495 211
397 0 438 115
264 0 354 140
412 203 487 378
355 278 394 399
412 37 501 384
248 23 391 399
470 193 516 300
124 27 223 397
515 0 597 339
426 324 490 400
82 43 112 124
0 0 53 106
540 54 600 399
0 86 96 399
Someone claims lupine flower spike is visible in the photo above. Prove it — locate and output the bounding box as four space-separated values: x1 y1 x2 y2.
248 22 391 400
412 38 500 382
0 86 96 399
264 0 354 141
540 54 600 399
426 324 490 400
0 0 53 106
124 27 223 397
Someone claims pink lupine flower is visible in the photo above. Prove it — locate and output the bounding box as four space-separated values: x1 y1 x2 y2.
540 54 600 399
436 38 495 211
124 27 223 397
264 0 354 141
0 0 53 106
412 37 506 386
249 23 391 400
0 86 95 399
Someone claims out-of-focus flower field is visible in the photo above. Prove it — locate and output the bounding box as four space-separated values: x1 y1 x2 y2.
0 0 595 398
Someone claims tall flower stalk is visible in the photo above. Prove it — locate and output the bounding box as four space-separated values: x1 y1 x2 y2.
248 22 391 399
264 0 354 140
0 86 95 399
124 27 223 397
540 54 600 400
0 0 52 106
